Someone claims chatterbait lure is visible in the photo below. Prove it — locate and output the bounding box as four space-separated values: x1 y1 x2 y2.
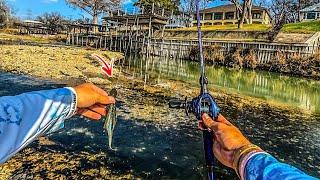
103 88 117 150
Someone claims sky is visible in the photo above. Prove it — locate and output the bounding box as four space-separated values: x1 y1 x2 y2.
8 0 227 20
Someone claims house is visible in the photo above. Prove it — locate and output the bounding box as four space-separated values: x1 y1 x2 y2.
165 14 193 29
300 3 320 21
192 4 271 26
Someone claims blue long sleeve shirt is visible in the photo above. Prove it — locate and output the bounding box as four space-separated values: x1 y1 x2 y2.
0 87 77 163
244 153 319 180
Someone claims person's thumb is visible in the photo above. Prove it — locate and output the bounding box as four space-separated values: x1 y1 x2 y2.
202 113 219 131
97 95 115 105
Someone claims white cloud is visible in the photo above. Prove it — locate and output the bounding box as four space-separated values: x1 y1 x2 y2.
42 0 59 3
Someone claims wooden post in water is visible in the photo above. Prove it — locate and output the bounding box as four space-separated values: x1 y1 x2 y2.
110 34 113 50
146 3 155 58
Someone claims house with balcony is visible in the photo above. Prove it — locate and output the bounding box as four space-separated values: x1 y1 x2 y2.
192 4 271 26
299 3 320 21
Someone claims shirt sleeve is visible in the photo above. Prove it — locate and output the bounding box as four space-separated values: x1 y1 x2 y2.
0 87 77 164
244 152 318 180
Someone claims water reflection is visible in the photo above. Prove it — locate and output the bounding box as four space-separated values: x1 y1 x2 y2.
123 55 320 114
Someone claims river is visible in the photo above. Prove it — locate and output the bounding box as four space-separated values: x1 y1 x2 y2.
124 55 320 114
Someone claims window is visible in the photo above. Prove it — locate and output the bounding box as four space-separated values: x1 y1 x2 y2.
225 12 234 20
214 13 223 20
253 12 262 19
204 13 213 20
307 12 316 19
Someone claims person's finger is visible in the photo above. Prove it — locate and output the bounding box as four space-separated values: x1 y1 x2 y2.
98 95 115 105
78 109 102 120
91 83 109 97
88 105 107 116
202 113 219 131
216 115 233 126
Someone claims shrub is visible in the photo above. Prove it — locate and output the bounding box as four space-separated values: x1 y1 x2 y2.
243 48 258 69
225 46 243 69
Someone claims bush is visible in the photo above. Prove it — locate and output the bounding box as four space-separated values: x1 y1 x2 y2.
243 48 258 69
225 46 243 69
189 45 224 64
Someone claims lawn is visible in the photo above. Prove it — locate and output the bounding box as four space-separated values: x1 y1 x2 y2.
168 24 272 32
169 21 320 34
281 20 320 33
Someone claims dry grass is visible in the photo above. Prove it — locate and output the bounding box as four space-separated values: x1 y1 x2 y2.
0 33 67 44
0 45 123 83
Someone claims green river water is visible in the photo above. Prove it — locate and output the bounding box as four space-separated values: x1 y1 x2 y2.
124 55 320 114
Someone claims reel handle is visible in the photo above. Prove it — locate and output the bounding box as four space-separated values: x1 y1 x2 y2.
168 100 186 109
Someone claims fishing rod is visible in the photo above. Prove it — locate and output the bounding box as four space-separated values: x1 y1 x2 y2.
169 0 220 179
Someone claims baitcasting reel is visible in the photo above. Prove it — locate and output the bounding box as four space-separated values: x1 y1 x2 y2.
169 93 220 121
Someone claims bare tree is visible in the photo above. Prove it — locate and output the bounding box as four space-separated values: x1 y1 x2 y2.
36 12 67 34
179 0 196 15
0 0 11 28
267 0 297 41
224 0 253 28
0 0 7 25
66 0 120 25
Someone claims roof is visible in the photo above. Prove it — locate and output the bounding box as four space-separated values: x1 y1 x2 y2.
23 20 44 24
300 3 320 12
199 4 267 13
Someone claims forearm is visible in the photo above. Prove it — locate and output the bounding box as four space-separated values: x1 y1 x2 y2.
241 152 317 180
0 87 77 163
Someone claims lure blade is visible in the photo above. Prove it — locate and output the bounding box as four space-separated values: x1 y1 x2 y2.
103 88 117 150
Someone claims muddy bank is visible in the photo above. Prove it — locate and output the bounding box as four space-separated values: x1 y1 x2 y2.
0 69 319 179
0 44 319 179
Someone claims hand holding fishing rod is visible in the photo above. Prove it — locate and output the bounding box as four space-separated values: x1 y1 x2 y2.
169 0 221 178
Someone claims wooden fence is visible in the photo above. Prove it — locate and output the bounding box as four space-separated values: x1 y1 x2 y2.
67 33 320 64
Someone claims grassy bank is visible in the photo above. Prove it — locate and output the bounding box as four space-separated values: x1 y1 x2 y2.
170 24 271 32
282 20 320 33
170 21 320 34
